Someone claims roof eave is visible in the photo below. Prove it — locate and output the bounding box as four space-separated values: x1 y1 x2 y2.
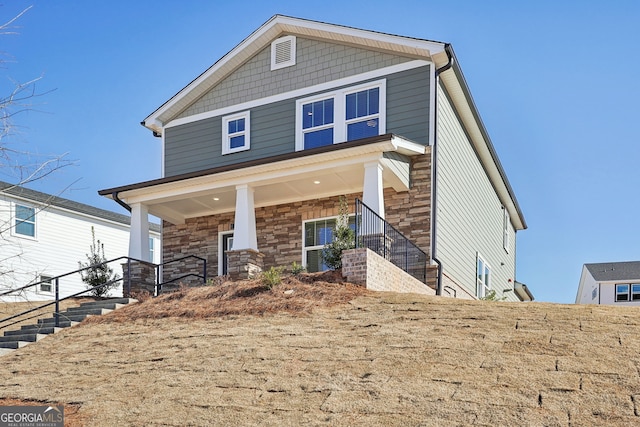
143 15 446 134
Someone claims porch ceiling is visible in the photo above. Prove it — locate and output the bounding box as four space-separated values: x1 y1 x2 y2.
105 136 425 225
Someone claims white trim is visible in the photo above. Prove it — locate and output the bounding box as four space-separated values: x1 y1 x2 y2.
271 35 296 70
476 252 491 298
295 79 386 151
428 64 436 146
218 230 234 276
161 131 166 178
165 60 427 130
222 111 251 155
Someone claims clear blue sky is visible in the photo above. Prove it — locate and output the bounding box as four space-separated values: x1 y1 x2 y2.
2 1 639 303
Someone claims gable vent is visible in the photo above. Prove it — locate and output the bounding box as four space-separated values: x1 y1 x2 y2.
271 35 296 71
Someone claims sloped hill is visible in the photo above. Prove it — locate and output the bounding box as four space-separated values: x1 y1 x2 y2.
1 276 639 426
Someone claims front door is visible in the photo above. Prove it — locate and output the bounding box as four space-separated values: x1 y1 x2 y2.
222 233 234 275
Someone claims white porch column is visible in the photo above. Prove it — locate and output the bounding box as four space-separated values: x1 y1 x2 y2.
233 184 258 251
129 202 150 261
363 161 385 218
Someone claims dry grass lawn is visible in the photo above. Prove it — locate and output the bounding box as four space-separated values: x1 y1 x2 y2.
1 272 640 426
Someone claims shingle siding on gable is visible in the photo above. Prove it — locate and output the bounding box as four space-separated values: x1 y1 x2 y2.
164 66 431 177
435 83 516 298
177 37 413 120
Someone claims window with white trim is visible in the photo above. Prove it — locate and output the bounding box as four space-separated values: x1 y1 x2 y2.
303 216 355 273
295 80 386 151
503 207 510 253
476 254 491 298
615 283 640 302
271 35 296 70
222 111 250 154
13 203 36 238
38 275 53 294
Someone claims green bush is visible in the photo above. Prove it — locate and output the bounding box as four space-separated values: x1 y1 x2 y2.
321 196 355 270
261 266 284 289
290 261 306 276
78 227 120 297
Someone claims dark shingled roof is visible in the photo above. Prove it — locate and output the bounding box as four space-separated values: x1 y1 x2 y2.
584 261 640 282
0 181 161 233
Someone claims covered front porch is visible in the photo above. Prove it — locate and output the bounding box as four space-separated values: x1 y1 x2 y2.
99 134 426 280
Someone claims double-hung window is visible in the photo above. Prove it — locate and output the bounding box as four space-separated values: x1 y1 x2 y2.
615 283 640 302
14 204 36 238
303 216 356 272
222 111 250 154
296 80 385 151
302 97 334 149
345 86 380 140
476 254 491 298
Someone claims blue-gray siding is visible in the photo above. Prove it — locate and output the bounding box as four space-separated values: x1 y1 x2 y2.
165 65 430 176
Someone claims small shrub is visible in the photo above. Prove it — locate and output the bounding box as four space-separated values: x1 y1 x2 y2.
321 196 355 270
480 289 507 301
290 261 306 276
261 266 284 289
78 227 120 297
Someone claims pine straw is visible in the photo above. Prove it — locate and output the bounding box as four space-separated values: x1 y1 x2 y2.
86 270 370 323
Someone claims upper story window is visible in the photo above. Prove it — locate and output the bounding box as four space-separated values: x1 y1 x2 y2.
615 283 640 302
302 97 334 149
222 111 250 155
503 207 510 253
14 203 36 238
271 35 296 71
295 80 386 151
476 254 491 298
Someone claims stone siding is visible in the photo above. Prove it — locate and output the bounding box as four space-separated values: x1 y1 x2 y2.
342 248 435 296
162 150 432 284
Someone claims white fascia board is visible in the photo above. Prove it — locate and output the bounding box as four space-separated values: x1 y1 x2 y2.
144 14 446 133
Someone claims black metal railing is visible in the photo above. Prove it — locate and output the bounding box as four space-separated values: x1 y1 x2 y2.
0 255 207 330
354 198 427 283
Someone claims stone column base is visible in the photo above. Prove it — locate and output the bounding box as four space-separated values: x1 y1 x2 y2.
121 261 156 297
226 249 265 280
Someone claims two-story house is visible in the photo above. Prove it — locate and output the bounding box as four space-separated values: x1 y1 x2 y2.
0 181 161 301
99 15 530 301
576 261 640 306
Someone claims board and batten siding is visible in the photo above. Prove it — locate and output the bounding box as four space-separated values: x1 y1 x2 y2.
0 196 161 301
164 65 431 177
435 84 517 300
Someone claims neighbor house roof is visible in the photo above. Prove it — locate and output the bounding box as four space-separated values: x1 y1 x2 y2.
584 261 640 282
0 181 160 233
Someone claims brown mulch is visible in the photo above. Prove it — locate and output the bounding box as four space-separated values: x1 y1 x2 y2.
86 270 370 323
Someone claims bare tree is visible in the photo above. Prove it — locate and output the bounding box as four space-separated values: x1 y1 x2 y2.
0 6 72 300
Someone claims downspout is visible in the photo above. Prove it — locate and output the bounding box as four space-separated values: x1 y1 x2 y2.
112 192 132 212
432 44 453 296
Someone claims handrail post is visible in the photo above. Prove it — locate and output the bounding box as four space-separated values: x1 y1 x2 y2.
54 278 60 328
203 259 207 285
126 258 132 297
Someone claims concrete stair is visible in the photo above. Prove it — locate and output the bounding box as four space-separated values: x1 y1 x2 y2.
0 298 136 356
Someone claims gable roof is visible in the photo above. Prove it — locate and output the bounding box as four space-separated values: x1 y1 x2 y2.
142 14 448 133
584 261 640 282
139 14 526 230
0 181 161 232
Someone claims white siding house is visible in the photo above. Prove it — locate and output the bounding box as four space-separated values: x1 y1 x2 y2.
0 182 161 301
576 261 640 306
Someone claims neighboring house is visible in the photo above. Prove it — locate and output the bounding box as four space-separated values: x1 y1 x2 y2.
99 15 531 301
0 182 161 301
576 261 640 306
